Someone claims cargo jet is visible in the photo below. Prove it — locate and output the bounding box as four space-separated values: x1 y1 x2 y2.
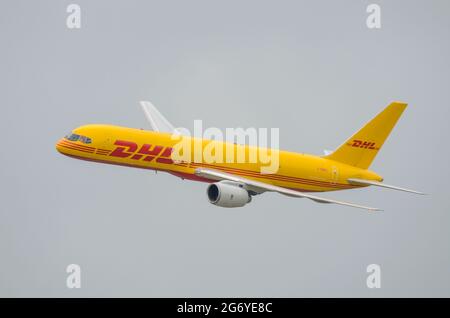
56 101 424 211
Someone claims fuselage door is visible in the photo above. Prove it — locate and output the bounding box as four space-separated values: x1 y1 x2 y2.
331 166 339 185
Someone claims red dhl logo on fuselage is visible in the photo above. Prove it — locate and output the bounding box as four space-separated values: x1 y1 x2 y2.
348 139 379 150
109 140 173 164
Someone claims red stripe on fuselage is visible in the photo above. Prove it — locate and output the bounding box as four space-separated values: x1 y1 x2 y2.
59 153 329 192
58 143 94 153
188 162 355 189
60 140 95 151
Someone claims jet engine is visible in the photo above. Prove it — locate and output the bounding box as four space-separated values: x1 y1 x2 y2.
206 181 252 208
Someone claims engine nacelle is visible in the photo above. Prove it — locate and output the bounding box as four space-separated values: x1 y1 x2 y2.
207 181 252 208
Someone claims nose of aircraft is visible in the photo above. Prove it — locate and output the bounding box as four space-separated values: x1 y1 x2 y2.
55 138 65 154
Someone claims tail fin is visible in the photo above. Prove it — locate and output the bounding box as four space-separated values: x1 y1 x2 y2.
324 101 407 169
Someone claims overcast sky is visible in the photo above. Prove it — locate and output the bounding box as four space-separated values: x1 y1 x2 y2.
1 0 449 297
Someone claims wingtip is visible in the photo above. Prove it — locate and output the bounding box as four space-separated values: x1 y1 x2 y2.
391 101 408 106
408 190 427 195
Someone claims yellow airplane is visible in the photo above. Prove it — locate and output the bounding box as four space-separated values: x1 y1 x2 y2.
56 101 423 211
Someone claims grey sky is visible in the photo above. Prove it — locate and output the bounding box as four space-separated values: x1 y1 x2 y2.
0 0 449 297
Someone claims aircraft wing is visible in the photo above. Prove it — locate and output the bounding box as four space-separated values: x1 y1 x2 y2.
140 101 177 134
194 168 381 211
347 178 425 195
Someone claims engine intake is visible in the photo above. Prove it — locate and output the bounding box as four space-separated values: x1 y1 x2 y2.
207 181 252 208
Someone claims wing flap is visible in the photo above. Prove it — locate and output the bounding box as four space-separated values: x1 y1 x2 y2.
195 168 381 211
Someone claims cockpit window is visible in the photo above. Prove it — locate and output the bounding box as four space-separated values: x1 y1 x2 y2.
79 136 92 144
66 133 80 141
65 133 92 144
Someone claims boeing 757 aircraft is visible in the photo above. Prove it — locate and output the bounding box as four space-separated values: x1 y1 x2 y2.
56 101 423 211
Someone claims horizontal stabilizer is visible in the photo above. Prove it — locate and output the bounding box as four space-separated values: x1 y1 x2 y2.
347 178 425 195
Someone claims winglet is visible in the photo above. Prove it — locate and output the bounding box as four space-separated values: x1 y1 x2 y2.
140 101 177 134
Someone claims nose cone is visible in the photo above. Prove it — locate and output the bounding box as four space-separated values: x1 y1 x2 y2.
55 138 65 154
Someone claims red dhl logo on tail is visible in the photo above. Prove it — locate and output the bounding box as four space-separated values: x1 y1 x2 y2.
109 140 173 164
348 139 378 150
